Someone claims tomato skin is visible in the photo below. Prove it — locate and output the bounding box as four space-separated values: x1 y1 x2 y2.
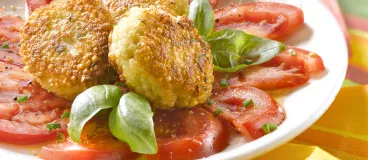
205 86 285 141
40 118 139 160
146 108 229 160
214 2 304 40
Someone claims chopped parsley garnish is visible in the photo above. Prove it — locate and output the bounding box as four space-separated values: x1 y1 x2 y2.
242 99 253 108
214 108 222 116
262 123 277 134
309 52 316 57
46 123 61 131
17 95 28 103
1 43 9 49
220 79 229 87
115 82 127 88
56 132 65 142
68 13 73 22
288 49 297 56
61 112 70 119
244 59 253 65
207 99 214 105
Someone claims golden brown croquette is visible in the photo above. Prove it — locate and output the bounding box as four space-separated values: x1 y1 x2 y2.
20 0 117 100
109 7 213 109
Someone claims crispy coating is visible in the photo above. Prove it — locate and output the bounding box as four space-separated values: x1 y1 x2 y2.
104 0 188 21
109 7 214 109
20 0 117 100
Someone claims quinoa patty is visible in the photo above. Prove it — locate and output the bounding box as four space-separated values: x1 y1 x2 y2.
109 7 214 109
20 0 116 100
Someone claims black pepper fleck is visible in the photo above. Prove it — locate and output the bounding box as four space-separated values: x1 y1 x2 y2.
177 21 184 29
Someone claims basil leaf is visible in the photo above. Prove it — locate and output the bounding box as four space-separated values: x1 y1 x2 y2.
68 85 123 142
109 92 157 154
189 0 215 40
208 29 286 72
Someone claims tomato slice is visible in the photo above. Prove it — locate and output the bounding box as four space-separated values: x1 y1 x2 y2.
40 117 139 160
213 66 308 91
0 61 70 144
0 49 22 67
0 16 24 31
26 0 53 14
212 47 324 90
205 86 285 141
214 2 304 40
0 16 23 66
264 47 325 78
146 107 229 160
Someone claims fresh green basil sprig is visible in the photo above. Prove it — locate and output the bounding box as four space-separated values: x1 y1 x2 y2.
109 92 157 154
188 0 286 72
68 85 157 154
208 29 286 72
68 85 123 142
189 0 214 41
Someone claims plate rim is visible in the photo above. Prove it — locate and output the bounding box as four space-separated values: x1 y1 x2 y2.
0 0 349 159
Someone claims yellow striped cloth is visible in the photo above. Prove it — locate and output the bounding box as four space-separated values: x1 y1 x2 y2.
257 85 368 159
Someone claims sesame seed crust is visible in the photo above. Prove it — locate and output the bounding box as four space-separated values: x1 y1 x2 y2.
20 0 117 100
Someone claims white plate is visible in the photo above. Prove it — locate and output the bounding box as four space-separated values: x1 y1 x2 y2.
0 0 348 159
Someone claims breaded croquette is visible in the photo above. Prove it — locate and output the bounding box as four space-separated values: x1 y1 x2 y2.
104 0 188 21
109 7 214 109
20 0 117 100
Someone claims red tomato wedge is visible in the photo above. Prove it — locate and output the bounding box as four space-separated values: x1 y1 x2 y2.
146 107 229 160
26 0 52 14
214 2 304 40
40 117 138 160
0 62 70 144
212 47 325 90
205 86 285 141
